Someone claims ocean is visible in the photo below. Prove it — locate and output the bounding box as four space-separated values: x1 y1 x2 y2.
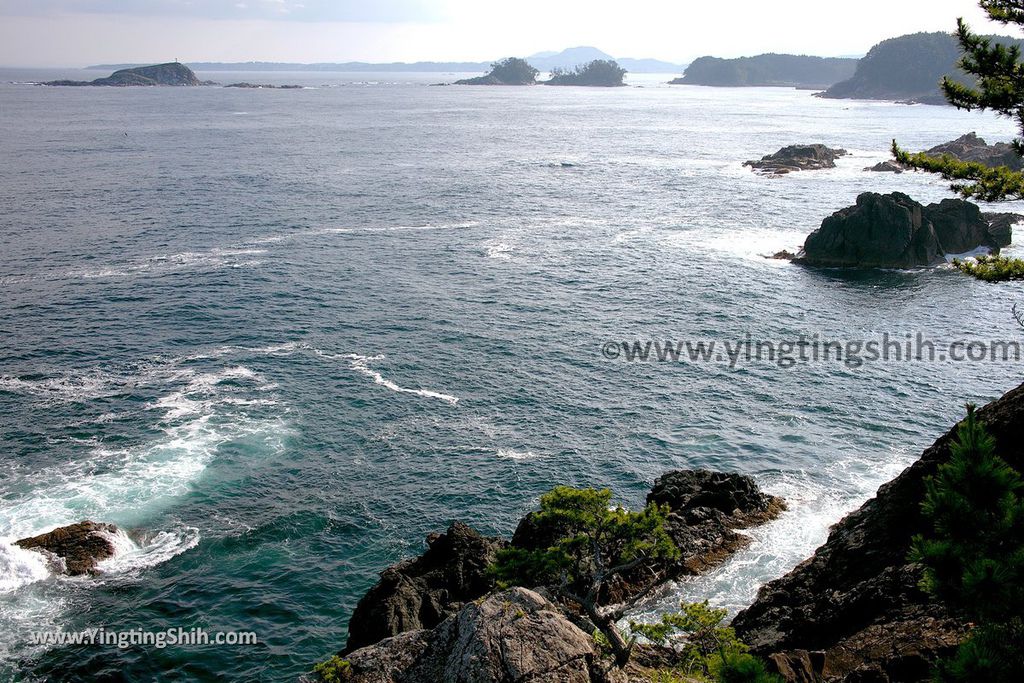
1 69 1023 681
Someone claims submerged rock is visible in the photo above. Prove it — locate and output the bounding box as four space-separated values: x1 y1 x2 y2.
336 588 602 683
744 144 848 174
344 522 508 653
732 381 1024 681
796 192 1010 268
15 521 119 576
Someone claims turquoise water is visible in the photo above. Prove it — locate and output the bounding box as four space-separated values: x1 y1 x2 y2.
1 70 1024 681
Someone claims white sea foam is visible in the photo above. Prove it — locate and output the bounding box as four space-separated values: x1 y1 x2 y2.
485 242 514 259
496 449 540 460
0 542 51 594
628 457 911 625
342 353 460 405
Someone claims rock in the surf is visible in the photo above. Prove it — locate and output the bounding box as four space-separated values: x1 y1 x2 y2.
15 520 119 576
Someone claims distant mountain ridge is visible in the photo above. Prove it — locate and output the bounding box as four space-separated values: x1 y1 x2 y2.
88 47 685 75
674 53 857 88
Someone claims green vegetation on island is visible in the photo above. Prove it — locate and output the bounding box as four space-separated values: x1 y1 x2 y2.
892 0 1024 281
454 57 539 85
822 31 1021 105
545 59 627 86
44 62 205 87
673 54 857 89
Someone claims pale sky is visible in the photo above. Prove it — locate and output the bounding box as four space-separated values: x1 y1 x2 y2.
0 0 1010 67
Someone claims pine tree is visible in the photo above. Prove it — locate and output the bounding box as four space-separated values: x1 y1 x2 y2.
490 486 678 667
893 1 1024 200
911 404 1024 681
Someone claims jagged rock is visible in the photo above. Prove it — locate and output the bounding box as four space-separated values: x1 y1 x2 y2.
744 145 848 174
984 212 1022 248
344 522 508 653
733 381 1024 681
15 521 118 576
924 198 997 255
336 588 602 683
769 250 798 260
864 161 904 173
796 192 1008 269
924 132 1024 171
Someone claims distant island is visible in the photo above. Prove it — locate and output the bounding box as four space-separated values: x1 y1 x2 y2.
88 47 684 75
672 53 857 88
224 82 303 89
45 62 209 87
544 59 627 87
820 31 1024 104
454 58 538 85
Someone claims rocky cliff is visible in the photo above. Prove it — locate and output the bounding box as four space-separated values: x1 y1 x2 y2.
732 381 1024 681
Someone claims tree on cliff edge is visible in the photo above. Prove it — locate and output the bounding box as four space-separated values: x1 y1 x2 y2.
912 404 1024 681
489 486 678 667
893 1 1024 200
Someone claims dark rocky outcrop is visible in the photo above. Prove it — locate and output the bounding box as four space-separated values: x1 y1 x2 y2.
923 132 1024 171
44 63 207 87
864 160 905 173
343 470 783 659
744 145 848 174
15 520 119 576
733 381 1024 681
511 470 785 604
796 192 1011 269
330 589 604 683
984 212 1022 248
343 522 508 653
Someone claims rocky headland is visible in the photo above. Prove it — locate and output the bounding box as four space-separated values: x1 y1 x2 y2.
744 145 848 174
44 63 210 87
793 192 1017 268
325 470 784 681
311 383 1024 682
672 54 857 89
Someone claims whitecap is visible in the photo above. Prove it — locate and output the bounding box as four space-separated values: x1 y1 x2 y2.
496 449 540 460
342 353 460 406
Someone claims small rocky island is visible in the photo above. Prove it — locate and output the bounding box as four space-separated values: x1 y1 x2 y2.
744 144 848 174
44 62 210 87
793 192 1016 268
454 57 539 85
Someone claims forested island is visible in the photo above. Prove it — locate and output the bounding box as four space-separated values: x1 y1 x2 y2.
454 58 539 85
545 59 627 87
820 31 1023 104
673 54 857 88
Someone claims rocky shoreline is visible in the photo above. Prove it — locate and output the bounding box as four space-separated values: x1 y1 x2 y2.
307 382 1024 682
327 471 784 681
